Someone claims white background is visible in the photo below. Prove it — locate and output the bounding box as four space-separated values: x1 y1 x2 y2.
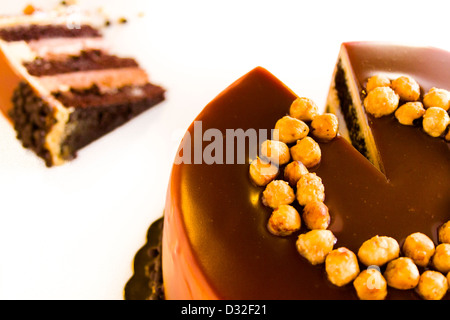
0 0 449 300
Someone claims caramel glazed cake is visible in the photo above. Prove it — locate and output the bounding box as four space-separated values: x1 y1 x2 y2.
0 11 165 167
125 42 450 300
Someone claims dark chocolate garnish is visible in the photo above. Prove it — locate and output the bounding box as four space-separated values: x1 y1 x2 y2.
124 217 165 300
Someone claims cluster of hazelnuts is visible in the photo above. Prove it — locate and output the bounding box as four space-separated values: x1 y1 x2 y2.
248 97 339 275
364 74 450 140
249 97 450 300
354 229 450 300
249 97 337 239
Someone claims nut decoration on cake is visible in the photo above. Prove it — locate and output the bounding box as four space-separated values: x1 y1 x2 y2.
364 74 450 139
251 100 340 269
251 93 450 300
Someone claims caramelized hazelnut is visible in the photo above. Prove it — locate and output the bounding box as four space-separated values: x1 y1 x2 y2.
357 235 400 267
302 200 330 230
415 270 449 300
311 113 339 142
274 116 309 144
366 74 391 92
402 232 435 267
353 268 388 300
289 97 319 122
391 76 421 101
296 229 336 265
325 247 360 287
296 173 325 207
249 158 279 187
284 160 309 187
438 221 450 244
23 4 36 15
394 102 425 126
422 107 450 137
290 137 321 168
260 140 290 165
267 205 301 236
364 86 400 118
384 257 420 290
262 180 295 209
423 87 450 111
432 243 450 274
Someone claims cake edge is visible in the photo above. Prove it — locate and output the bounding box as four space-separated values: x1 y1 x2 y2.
326 42 385 174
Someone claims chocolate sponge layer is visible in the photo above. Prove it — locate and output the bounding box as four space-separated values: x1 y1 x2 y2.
24 50 139 76
0 24 101 42
332 59 369 158
58 83 165 161
9 82 56 166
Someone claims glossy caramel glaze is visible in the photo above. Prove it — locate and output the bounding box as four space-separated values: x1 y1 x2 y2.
163 63 449 299
344 42 450 95
0 47 21 119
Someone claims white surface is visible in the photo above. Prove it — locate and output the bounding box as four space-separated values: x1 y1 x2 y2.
0 0 449 300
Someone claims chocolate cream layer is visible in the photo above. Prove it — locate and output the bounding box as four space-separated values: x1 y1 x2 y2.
0 24 101 42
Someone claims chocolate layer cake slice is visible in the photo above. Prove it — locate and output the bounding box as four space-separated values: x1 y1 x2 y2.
0 11 165 166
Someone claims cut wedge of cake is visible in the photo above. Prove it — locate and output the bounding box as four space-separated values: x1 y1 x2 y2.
0 11 165 166
327 42 450 173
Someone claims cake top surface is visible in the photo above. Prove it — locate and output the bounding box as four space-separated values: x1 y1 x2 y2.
343 42 450 93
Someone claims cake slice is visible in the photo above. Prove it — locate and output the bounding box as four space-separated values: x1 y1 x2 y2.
0 11 165 166
327 42 450 173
